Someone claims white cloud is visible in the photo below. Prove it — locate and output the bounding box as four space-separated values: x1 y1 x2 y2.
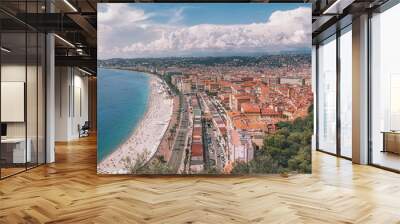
98 5 311 59
98 4 150 27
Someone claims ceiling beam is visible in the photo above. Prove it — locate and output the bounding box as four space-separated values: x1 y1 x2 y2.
55 55 96 72
67 13 97 44
323 0 356 14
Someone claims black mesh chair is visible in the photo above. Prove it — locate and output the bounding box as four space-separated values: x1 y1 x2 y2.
79 121 90 138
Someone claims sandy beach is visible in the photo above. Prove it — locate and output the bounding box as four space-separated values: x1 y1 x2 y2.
97 74 173 174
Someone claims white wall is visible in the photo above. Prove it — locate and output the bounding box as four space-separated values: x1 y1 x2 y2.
55 66 70 141
72 73 89 138
1 65 41 138
1 65 26 139
55 67 89 141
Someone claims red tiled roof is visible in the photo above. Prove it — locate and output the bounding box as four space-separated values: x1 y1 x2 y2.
219 127 227 136
233 119 265 130
219 81 231 87
261 107 281 116
193 127 202 136
233 94 251 100
192 136 201 141
241 103 260 114
191 143 203 157
242 81 256 87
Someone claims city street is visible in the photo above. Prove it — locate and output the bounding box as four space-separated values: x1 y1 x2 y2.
199 93 227 172
168 95 190 173
204 120 225 172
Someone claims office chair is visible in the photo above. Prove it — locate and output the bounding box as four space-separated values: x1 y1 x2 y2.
79 121 90 138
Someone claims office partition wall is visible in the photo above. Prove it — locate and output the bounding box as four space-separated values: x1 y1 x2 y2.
315 22 353 159
1 31 28 177
0 1 46 179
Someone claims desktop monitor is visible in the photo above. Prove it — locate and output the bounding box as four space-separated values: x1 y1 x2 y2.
1 123 7 137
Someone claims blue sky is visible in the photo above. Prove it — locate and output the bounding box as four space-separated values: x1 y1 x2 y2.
131 3 308 25
98 3 311 59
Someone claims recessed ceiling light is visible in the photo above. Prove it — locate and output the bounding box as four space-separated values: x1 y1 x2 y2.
1 47 11 53
78 67 93 76
63 0 78 12
54 34 75 48
323 0 354 15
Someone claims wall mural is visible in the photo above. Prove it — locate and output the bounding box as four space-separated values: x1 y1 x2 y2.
97 3 313 175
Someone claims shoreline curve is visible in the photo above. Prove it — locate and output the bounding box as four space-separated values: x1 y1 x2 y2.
97 71 173 174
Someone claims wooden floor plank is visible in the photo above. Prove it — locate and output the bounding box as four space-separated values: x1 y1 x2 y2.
0 135 400 223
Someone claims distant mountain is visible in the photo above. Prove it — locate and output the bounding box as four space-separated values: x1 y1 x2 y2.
97 52 311 70
98 49 311 62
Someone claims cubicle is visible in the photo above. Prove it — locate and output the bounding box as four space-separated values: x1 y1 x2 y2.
0 2 46 179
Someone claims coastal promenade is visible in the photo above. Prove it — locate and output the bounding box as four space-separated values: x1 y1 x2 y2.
146 95 179 164
168 95 190 173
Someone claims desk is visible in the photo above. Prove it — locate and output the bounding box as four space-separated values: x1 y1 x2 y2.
382 131 400 154
1 138 31 163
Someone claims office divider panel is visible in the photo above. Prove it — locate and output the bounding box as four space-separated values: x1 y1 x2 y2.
1 30 28 178
0 1 47 179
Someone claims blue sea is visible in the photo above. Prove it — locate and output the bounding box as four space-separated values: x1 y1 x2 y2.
97 68 150 162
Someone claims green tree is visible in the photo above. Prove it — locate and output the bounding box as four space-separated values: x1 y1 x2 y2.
232 104 313 174
231 154 279 174
124 151 172 174
163 73 180 95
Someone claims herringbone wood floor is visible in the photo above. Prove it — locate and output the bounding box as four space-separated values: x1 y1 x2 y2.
1 135 400 224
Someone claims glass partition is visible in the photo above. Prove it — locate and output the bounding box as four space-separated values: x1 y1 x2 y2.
370 3 400 171
317 35 337 154
0 1 46 179
1 31 28 177
339 26 352 158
